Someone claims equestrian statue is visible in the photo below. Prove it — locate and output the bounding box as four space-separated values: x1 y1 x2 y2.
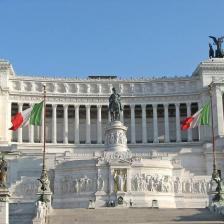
109 87 123 122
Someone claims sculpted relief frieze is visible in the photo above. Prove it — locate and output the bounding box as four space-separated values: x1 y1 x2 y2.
105 130 127 146
54 175 96 194
102 151 132 163
10 177 40 199
131 173 209 194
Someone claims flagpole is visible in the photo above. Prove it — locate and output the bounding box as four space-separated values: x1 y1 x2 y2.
43 84 46 171
38 84 50 203
208 82 217 176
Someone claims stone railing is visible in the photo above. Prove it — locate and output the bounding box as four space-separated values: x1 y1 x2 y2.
9 76 200 96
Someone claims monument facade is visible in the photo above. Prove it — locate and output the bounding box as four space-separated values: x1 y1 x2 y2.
1 58 224 218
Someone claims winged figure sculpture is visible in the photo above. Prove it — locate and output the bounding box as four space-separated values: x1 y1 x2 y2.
209 35 224 58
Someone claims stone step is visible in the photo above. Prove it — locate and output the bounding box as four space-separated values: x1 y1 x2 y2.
47 208 224 224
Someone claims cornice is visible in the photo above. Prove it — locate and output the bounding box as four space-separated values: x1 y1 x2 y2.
9 93 200 104
9 75 198 83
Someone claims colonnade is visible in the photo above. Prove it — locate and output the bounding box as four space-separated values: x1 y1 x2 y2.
12 102 199 144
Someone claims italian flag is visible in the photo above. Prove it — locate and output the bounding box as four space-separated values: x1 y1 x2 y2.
10 101 44 131
181 103 210 130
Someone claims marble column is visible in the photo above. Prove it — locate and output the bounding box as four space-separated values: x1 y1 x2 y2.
152 104 158 143
0 189 10 224
97 105 102 144
63 104 68 144
187 102 192 142
164 103 170 143
120 110 124 123
29 103 34 143
197 102 202 141
126 169 131 192
52 104 57 144
86 105 91 144
109 168 114 194
141 104 147 143
130 104 136 144
74 105 80 144
18 103 23 143
108 109 111 123
175 103 181 142
213 87 224 137
7 102 12 143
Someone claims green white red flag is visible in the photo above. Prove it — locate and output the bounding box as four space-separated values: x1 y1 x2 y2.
10 101 44 131
181 103 210 130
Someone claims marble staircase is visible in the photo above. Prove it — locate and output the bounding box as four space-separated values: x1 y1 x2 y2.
47 208 224 224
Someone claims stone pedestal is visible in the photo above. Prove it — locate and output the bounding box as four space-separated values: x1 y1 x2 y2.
95 191 108 207
0 188 10 224
36 191 52 210
105 121 128 152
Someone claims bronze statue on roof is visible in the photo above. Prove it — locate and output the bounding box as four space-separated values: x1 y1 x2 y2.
209 35 224 58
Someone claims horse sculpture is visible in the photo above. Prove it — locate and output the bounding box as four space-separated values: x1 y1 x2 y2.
109 87 122 122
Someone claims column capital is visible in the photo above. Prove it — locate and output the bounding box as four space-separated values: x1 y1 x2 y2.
52 104 57 109
152 103 157 109
186 102 192 107
164 103 169 108
141 104 146 109
130 104 135 109
63 104 68 109
18 102 23 107
74 104 80 109
86 105 91 109
175 102 180 107
97 105 102 109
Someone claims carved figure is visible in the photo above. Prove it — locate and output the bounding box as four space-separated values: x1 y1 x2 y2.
212 169 224 201
38 170 50 192
74 178 79 193
97 175 104 191
86 84 90 93
64 83 69 93
98 84 102 94
209 43 214 58
76 84 80 93
0 155 7 188
36 201 46 219
118 173 124 191
109 87 123 121
209 35 224 58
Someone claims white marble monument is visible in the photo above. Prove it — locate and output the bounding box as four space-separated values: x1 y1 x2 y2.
0 58 224 220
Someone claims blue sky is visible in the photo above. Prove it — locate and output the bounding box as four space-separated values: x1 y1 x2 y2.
0 0 223 78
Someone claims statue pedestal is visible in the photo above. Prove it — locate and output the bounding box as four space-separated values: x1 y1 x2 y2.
36 191 52 210
105 121 128 152
0 188 10 224
95 191 108 207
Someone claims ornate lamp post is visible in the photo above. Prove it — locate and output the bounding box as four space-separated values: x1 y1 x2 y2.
37 85 51 204
208 82 224 203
